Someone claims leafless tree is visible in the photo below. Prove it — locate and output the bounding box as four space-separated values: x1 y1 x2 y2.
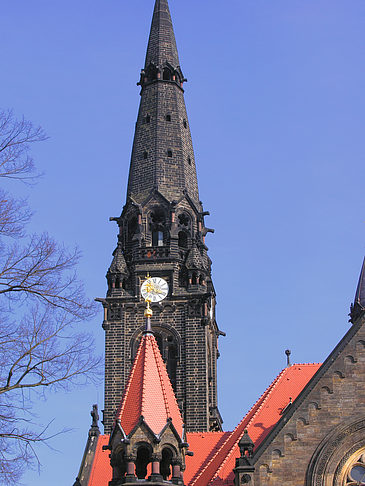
0 110 100 484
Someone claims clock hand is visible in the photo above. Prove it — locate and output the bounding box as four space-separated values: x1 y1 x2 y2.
151 285 164 295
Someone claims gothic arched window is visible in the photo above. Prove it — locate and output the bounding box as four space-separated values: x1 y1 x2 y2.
127 216 138 241
149 208 166 247
163 68 172 81
178 231 188 248
146 64 158 82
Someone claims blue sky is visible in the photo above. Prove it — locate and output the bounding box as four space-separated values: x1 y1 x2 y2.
1 1 364 484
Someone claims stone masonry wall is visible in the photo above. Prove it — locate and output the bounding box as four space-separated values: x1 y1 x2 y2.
252 316 365 485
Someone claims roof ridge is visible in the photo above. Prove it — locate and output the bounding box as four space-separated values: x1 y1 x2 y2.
151 335 171 420
291 362 321 366
211 369 291 481
212 364 321 483
190 372 282 486
187 431 226 435
210 372 286 482
115 335 145 424
141 335 149 414
253 323 362 460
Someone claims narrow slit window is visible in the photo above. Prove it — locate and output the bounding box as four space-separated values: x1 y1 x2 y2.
183 119 187 128
188 157 191 165
143 151 148 159
167 150 173 158
166 114 171 122
145 115 151 123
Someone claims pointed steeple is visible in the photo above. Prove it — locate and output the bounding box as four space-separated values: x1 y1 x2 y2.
108 327 188 483
107 244 129 276
145 0 180 69
126 0 199 206
115 332 184 437
103 0 222 435
350 257 365 323
186 245 206 272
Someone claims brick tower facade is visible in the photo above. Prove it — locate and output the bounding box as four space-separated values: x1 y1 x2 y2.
100 0 223 434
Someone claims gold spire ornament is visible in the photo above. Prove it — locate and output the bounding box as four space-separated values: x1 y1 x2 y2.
144 299 153 318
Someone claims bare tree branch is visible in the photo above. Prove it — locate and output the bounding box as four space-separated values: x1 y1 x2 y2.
0 233 96 319
0 109 101 484
0 189 31 238
0 306 102 396
0 109 47 183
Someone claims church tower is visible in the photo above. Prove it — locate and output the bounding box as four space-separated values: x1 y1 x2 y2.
100 0 223 434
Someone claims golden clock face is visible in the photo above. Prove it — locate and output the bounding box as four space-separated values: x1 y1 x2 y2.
141 277 169 303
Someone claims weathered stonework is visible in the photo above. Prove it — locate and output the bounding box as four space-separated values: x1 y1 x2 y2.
100 0 222 435
251 314 365 486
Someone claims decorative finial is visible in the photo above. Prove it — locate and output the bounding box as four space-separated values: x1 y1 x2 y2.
238 429 254 458
89 404 100 438
285 349 291 367
91 404 99 427
144 299 153 318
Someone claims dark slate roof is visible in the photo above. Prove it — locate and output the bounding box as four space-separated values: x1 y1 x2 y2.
145 0 180 69
108 245 129 275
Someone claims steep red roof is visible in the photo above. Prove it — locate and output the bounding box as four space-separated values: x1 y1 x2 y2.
115 333 183 437
184 432 229 485
88 435 111 486
85 363 320 486
188 363 321 486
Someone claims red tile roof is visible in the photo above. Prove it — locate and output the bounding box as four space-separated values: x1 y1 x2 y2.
115 333 183 437
188 363 321 486
85 363 320 486
88 435 111 486
184 432 229 486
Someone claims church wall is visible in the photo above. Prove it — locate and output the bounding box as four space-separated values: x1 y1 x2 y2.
252 317 365 485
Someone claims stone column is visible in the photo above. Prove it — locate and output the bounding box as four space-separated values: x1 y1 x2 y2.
172 459 183 485
150 453 162 482
125 455 137 482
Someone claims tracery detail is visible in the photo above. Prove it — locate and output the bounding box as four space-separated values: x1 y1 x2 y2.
344 451 365 485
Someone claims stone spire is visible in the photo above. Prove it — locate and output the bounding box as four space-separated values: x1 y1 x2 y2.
103 0 222 435
126 0 199 206
145 0 180 69
350 257 365 323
